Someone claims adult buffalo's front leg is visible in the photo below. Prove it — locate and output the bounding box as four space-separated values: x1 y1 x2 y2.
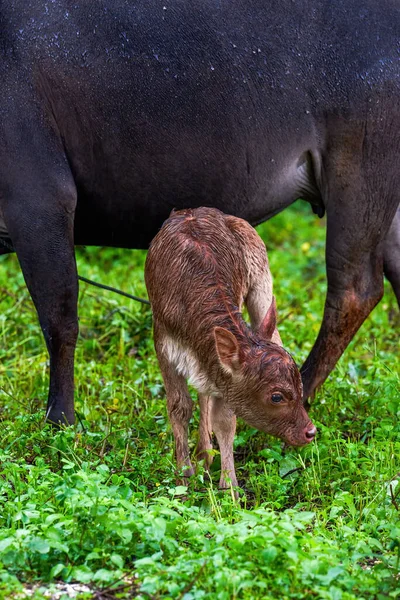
383 206 400 307
2 176 78 425
301 169 398 401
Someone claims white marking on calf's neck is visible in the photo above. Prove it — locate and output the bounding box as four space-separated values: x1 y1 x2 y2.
162 336 216 394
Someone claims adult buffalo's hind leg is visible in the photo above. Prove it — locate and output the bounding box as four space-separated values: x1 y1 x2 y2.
2 171 78 425
383 206 400 307
300 140 399 401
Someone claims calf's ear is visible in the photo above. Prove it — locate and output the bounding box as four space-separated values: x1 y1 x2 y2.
214 327 240 374
258 296 277 340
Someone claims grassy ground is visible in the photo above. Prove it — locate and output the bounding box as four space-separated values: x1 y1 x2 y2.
0 203 399 599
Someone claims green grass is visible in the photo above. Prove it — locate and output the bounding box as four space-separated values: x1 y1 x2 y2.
0 203 399 599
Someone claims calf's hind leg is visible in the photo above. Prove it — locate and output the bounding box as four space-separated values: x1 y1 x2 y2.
154 335 194 477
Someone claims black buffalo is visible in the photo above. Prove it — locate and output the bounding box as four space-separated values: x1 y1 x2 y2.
0 0 399 423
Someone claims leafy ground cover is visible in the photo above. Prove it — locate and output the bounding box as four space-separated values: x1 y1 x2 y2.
0 203 399 599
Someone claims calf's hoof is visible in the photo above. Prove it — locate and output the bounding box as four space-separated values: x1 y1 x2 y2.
219 473 239 499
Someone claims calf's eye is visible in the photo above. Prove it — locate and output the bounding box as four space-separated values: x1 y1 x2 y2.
271 393 283 403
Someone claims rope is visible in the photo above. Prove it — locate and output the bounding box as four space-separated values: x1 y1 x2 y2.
77 275 150 305
0 237 151 306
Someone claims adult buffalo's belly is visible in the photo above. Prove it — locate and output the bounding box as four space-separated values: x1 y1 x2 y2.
73 184 269 250
71 135 308 250
39 2 317 251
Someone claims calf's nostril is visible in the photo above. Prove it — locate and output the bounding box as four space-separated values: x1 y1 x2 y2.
305 426 317 439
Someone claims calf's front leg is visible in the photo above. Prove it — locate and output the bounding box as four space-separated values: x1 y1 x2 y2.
195 393 214 470
211 398 237 489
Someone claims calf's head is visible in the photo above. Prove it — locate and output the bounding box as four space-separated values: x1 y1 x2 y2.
214 301 316 447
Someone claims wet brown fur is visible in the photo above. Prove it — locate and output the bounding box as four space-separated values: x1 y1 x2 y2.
145 207 315 488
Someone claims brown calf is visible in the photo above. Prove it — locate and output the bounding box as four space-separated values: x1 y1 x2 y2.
145 207 316 488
